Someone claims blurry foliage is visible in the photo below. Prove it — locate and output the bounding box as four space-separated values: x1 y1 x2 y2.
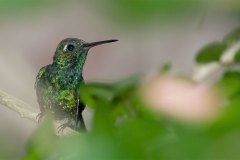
0 0 240 159
0 0 202 25
159 63 172 73
195 42 227 64
216 71 240 99
196 28 240 64
0 0 239 29
25 114 57 160
0 0 57 15
87 0 240 29
22 28 240 160
0 140 22 160
90 0 203 28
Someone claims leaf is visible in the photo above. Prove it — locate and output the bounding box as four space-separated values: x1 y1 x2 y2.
91 0 202 28
206 131 240 160
112 75 139 97
234 50 240 63
53 134 122 160
208 96 240 137
215 71 240 98
79 76 139 107
0 140 21 160
79 83 114 108
159 63 171 73
24 114 57 160
0 0 57 16
195 42 227 64
114 117 165 159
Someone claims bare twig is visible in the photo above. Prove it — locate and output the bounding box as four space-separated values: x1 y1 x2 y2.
220 41 240 65
192 62 221 82
0 90 78 136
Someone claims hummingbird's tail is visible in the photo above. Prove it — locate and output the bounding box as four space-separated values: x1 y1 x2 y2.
77 113 86 131
76 102 86 132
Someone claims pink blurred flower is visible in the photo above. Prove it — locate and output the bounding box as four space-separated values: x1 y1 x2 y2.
142 75 219 122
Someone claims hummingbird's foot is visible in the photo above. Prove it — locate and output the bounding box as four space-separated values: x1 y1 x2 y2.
36 112 44 123
57 119 75 133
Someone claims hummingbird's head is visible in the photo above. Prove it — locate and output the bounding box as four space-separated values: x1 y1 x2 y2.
53 38 118 68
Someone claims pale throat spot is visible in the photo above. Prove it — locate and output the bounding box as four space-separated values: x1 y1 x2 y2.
63 44 68 52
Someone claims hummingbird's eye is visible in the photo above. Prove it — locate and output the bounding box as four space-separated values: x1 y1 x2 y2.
67 44 75 51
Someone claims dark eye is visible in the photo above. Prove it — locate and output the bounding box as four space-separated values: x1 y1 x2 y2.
67 44 75 51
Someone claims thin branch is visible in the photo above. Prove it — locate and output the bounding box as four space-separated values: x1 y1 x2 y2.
192 41 240 82
192 62 221 82
0 90 78 136
220 41 240 65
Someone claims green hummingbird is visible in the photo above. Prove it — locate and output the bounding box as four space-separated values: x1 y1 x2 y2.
35 38 118 132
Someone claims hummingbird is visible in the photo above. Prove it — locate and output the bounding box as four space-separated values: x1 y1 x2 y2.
35 38 118 132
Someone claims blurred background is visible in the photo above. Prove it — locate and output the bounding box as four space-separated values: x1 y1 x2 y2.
0 0 239 158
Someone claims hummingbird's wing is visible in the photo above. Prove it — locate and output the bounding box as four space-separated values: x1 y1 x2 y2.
35 66 48 89
35 65 50 113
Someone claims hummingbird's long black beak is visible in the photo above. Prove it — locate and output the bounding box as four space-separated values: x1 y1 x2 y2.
83 39 118 48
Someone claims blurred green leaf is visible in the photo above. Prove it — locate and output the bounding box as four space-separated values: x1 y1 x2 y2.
208 96 240 137
195 42 227 64
114 118 165 159
159 63 172 73
0 140 22 160
0 0 57 16
90 0 203 28
205 130 240 160
215 71 240 98
163 124 211 160
79 76 139 105
53 134 122 160
25 114 57 160
112 76 139 97
79 83 114 108
234 50 240 63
